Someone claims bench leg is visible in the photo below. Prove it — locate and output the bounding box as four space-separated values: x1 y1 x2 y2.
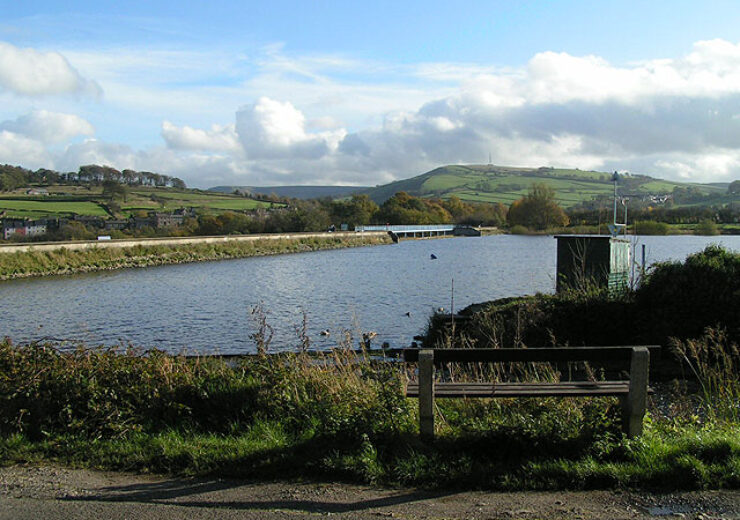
418 349 435 439
622 347 649 438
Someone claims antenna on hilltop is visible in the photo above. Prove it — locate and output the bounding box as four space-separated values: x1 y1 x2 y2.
488 152 492 165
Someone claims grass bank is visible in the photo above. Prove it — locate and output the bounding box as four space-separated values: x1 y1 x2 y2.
0 327 739 491
0 233 392 280
429 245 740 353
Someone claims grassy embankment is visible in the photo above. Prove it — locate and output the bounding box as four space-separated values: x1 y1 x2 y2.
1 246 739 490
0 234 392 280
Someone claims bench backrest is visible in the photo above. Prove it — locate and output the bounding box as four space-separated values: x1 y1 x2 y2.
403 346 661 364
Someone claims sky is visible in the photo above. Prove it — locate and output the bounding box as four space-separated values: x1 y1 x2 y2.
3 1 740 188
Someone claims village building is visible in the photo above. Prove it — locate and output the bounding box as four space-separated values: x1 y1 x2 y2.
104 219 129 231
151 212 184 228
1 218 50 240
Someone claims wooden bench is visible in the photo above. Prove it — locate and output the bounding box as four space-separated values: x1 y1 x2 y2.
403 346 659 439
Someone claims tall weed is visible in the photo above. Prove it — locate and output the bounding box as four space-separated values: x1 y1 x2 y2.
671 327 740 422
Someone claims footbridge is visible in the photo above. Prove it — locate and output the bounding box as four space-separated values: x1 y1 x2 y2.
355 224 480 241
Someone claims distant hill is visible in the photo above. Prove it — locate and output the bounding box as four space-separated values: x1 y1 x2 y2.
209 165 736 209
209 185 366 200
357 164 730 207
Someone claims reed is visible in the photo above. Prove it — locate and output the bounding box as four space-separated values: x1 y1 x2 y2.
671 327 740 423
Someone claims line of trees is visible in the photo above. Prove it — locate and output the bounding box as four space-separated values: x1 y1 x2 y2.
187 193 509 237
569 203 740 226
0 164 186 191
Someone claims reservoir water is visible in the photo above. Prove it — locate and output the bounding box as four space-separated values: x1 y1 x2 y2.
1 234 739 354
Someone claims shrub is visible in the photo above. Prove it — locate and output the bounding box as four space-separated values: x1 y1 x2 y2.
508 224 531 235
695 219 719 236
635 245 740 344
0 341 413 443
634 220 669 235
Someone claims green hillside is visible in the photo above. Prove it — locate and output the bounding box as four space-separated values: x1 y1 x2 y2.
0 186 278 219
361 164 730 208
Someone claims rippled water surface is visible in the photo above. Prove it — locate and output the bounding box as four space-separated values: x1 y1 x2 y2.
1 234 738 353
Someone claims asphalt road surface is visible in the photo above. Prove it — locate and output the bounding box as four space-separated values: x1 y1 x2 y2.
1 465 739 519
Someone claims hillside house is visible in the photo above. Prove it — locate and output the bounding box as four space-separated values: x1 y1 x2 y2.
132 211 186 230
104 219 129 230
2 218 49 240
152 212 184 228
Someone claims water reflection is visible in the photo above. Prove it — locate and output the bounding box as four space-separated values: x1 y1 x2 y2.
0 234 738 353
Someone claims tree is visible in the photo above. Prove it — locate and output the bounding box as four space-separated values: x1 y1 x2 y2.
507 183 569 230
330 194 378 227
102 180 129 202
729 180 740 195
376 192 452 225
0 164 30 191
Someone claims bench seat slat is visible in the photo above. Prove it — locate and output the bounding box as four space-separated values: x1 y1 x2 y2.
403 346 660 363
405 381 653 398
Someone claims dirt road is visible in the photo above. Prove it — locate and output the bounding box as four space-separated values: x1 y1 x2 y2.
1 465 738 519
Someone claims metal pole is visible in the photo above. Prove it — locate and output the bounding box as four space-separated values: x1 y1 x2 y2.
613 172 618 229
623 199 628 235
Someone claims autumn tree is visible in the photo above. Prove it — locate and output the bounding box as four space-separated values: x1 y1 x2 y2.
377 191 452 224
507 183 569 230
330 194 379 227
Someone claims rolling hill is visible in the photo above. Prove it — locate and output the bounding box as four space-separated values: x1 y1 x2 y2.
207 164 736 209
358 165 731 207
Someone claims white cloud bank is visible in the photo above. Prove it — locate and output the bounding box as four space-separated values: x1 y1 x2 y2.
0 110 95 170
149 39 740 186
4 39 740 187
0 42 102 98
0 110 94 144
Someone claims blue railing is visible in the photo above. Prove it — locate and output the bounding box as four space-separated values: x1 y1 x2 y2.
355 224 455 232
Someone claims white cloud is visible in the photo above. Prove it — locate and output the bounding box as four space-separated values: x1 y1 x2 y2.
234 97 346 159
653 151 740 181
0 41 102 98
0 130 51 168
161 121 240 153
57 139 142 172
0 110 94 144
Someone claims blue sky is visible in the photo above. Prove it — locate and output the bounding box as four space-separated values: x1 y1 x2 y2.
2 1 740 187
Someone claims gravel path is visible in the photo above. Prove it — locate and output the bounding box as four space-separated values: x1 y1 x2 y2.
1 464 738 519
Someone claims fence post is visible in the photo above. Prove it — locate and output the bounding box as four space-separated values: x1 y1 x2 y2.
623 347 649 438
418 349 435 439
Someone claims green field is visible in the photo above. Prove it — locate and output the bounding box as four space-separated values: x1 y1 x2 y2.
121 188 278 214
0 199 108 218
0 186 278 219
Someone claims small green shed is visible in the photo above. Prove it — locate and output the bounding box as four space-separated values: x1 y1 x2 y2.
555 235 631 293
